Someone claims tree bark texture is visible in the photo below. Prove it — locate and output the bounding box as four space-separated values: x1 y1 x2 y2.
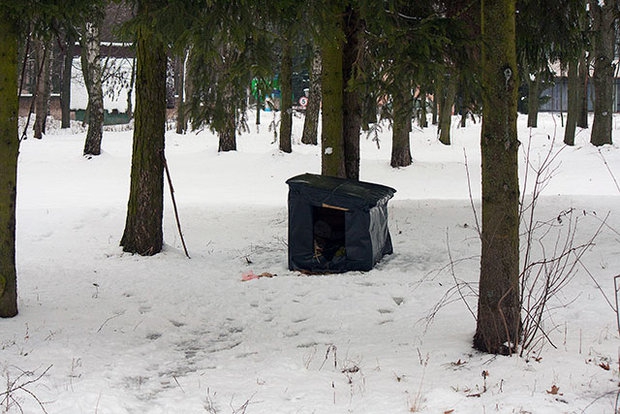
120 4 167 256
390 84 412 168
301 46 321 145
81 20 104 156
0 13 19 317
33 37 51 139
474 0 521 355
320 18 345 178
218 88 237 152
438 71 457 145
61 31 74 129
342 5 363 181
279 35 293 153
564 59 581 146
589 0 614 147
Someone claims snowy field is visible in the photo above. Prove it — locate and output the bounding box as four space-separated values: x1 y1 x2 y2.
2 112 620 413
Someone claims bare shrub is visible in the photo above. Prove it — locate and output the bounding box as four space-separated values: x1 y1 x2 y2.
1 365 52 414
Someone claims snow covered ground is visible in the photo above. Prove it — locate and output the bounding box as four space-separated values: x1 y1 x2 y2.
2 112 619 413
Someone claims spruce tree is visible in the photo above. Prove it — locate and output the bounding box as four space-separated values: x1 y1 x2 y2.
474 0 521 354
120 0 167 255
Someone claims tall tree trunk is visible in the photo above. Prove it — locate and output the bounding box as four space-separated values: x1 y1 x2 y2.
60 31 73 129
279 35 293 153
564 59 581 146
589 0 614 147
320 13 345 178
577 52 589 129
218 102 237 152
301 46 321 145
438 71 456 145
33 37 51 139
527 73 539 128
81 20 104 156
390 84 412 168
120 2 167 256
342 5 363 181
431 87 438 125
418 88 428 128
0 12 19 318
175 52 187 134
474 0 521 355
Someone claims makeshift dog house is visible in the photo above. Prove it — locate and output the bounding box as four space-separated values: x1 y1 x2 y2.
286 173 396 273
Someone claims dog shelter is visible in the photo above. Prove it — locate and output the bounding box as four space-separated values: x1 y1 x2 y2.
286 173 396 273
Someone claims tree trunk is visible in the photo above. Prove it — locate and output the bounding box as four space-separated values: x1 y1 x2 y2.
577 52 589 129
301 46 321 145
33 37 51 139
589 0 613 147
431 91 438 125
120 2 167 256
418 88 428 128
0 13 19 318
175 53 187 135
526 73 539 128
320 14 345 178
342 5 363 181
390 85 412 168
474 0 521 355
81 20 104 156
564 59 580 146
279 35 292 153
218 103 237 152
127 56 136 120
60 31 73 129
438 71 456 145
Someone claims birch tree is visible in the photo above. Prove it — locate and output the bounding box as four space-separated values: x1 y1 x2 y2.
81 14 105 156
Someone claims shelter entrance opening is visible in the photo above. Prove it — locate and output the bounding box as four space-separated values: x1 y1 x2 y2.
287 173 396 273
313 205 347 262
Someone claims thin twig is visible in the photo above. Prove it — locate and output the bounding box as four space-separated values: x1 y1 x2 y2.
597 149 620 194
445 228 476 320
161 151 191 259
97 311 125 333
463 148 481 237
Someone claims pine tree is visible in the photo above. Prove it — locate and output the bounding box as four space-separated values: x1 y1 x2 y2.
474 0 521 355
120 0 167 255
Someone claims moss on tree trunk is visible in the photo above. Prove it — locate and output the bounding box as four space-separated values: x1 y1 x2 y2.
0 13 19 317
320 14 345 178
474 0 521 355
120 2 166 256
342 5 362 181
